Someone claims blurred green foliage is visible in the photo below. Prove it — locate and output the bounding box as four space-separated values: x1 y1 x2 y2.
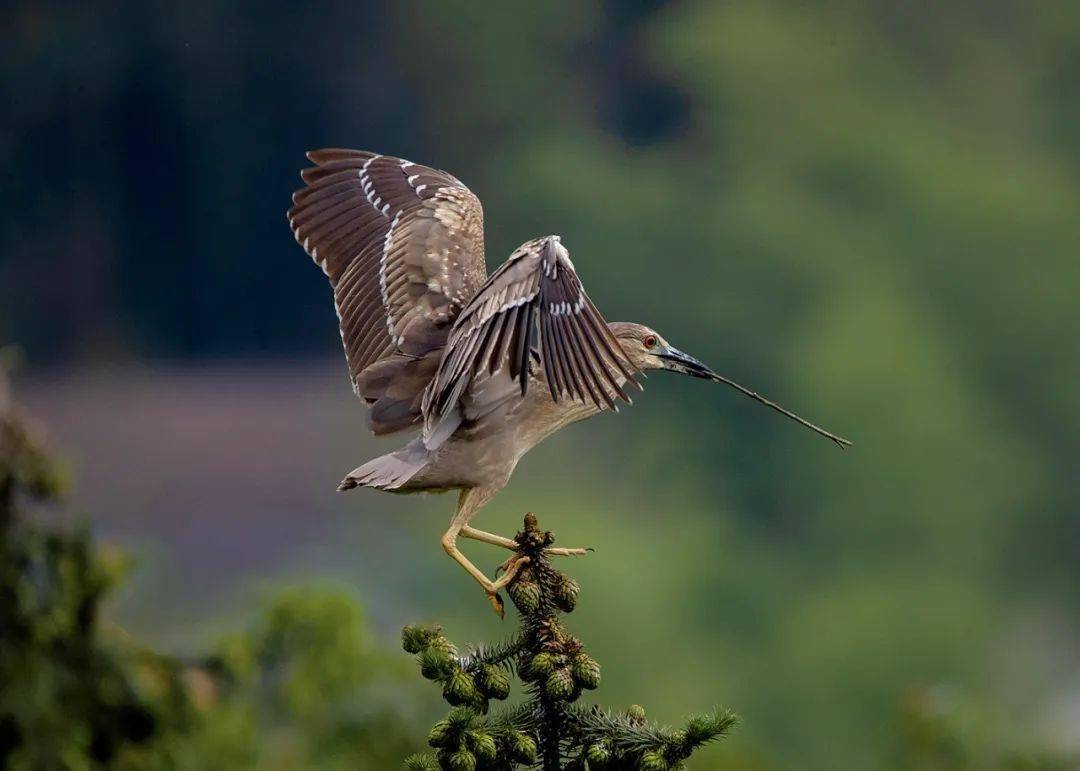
205 586 419 770
893 684 1080 771
0 369 418 769
1 370 170 769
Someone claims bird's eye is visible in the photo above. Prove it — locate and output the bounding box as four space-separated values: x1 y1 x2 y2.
643 335 657 349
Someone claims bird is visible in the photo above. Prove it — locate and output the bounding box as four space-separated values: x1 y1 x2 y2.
288 149 850 615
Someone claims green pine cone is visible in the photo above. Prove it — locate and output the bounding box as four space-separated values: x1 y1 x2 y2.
419 648 457 681
402 625 438 654
527 651 557 679
586 741 612 765
545 667 577 701
666 729 689 756
446 706 476 730
447 748 477 771
627 704 647 725
506 578 541 613
475 664 511 700
427 719 453 748
466 730 497 762
443 670 480 706
509 732 538 764
553 575 579 612
638 750 666 771
428 635 458 658
401 625 424 654
570 653 601 690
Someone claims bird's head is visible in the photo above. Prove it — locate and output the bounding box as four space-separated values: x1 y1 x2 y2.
608 321 853 449
608 322 715 379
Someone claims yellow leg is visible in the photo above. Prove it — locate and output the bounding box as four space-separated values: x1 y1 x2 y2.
461 524 592 557
442 526 529 615
443 488 531 616
460 526 516 549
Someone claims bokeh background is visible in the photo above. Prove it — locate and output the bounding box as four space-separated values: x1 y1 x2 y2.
4 1 1080 768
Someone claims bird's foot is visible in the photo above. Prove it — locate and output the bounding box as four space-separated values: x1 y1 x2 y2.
459 525 592 557
515 514 591 557
545 546 592 557
495 553 528 577
502 547 593 566
485 555 530 618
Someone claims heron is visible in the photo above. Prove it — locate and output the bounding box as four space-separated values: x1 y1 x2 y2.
288 149 850 615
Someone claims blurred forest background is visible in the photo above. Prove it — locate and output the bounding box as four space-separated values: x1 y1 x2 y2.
3 0 1080 768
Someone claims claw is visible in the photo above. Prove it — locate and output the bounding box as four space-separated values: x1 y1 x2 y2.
488 555 531 607
544 546 591 557
487 591 505 618
496 554 519 576
467 553 530 618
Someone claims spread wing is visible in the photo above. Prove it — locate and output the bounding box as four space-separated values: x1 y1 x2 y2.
422 236 640 448
288 149 487 435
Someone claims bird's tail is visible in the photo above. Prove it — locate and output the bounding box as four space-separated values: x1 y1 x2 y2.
338 443 429 492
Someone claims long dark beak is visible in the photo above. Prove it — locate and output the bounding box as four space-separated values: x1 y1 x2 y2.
657 346 715 380
658 345 853 449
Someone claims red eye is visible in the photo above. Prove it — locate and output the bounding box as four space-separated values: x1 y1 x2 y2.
643 335 657 349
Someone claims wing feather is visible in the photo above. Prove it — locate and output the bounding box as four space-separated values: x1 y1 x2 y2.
422 236 640 447
288 149 487 435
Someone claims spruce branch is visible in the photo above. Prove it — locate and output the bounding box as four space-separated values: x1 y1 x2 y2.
402 514 739 769
565 705 738 767
461 634 528 672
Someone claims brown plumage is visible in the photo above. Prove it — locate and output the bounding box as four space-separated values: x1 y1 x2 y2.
289 149 851 614
288 149 486 434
